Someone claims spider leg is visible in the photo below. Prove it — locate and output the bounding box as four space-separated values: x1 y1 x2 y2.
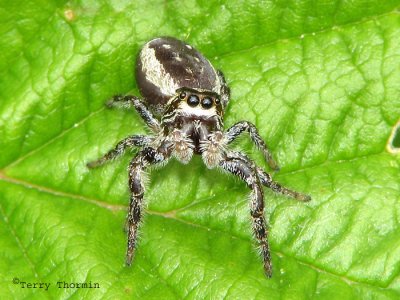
219 152 273 277
217 70 230 109
126 146 169 265
226 151 311 202
256 167 311 202
87 135 151 168
225 121 279 171
107 95 161 132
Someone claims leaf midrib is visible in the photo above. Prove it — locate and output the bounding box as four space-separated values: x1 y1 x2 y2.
0 152 397 291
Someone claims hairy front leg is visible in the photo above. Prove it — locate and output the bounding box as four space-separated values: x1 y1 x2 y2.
225 121 279 171
220 152 273 277
126 146 169 265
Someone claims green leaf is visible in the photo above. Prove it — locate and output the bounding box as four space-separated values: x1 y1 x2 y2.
1 0 400 299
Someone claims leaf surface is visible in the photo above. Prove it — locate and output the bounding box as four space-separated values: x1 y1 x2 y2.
1 1 400 299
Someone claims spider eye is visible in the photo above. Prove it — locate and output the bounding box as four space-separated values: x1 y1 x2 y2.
187 94 200 107
201 97 213 109
215 97 221 105
179 91 186 99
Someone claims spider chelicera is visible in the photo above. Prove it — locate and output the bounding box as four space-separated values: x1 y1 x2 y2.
87 37 311 277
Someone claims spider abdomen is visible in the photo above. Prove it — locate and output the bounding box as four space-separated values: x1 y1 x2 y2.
135 37 222 116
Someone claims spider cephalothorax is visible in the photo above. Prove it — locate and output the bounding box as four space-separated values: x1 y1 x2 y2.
87 37 311 277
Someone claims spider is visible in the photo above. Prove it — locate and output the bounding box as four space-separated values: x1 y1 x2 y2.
87 37 311 277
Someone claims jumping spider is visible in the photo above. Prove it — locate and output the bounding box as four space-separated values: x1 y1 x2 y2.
87 37 311 277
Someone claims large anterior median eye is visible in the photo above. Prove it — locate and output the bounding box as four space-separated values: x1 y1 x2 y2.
187 94 200 107
201 97 213 109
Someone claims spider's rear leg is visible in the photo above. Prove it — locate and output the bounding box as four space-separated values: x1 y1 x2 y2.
219 152 273 277
87 135 151 168
107 95 161 132
225 121 279 171
217 70 230 109
126 146 169 265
